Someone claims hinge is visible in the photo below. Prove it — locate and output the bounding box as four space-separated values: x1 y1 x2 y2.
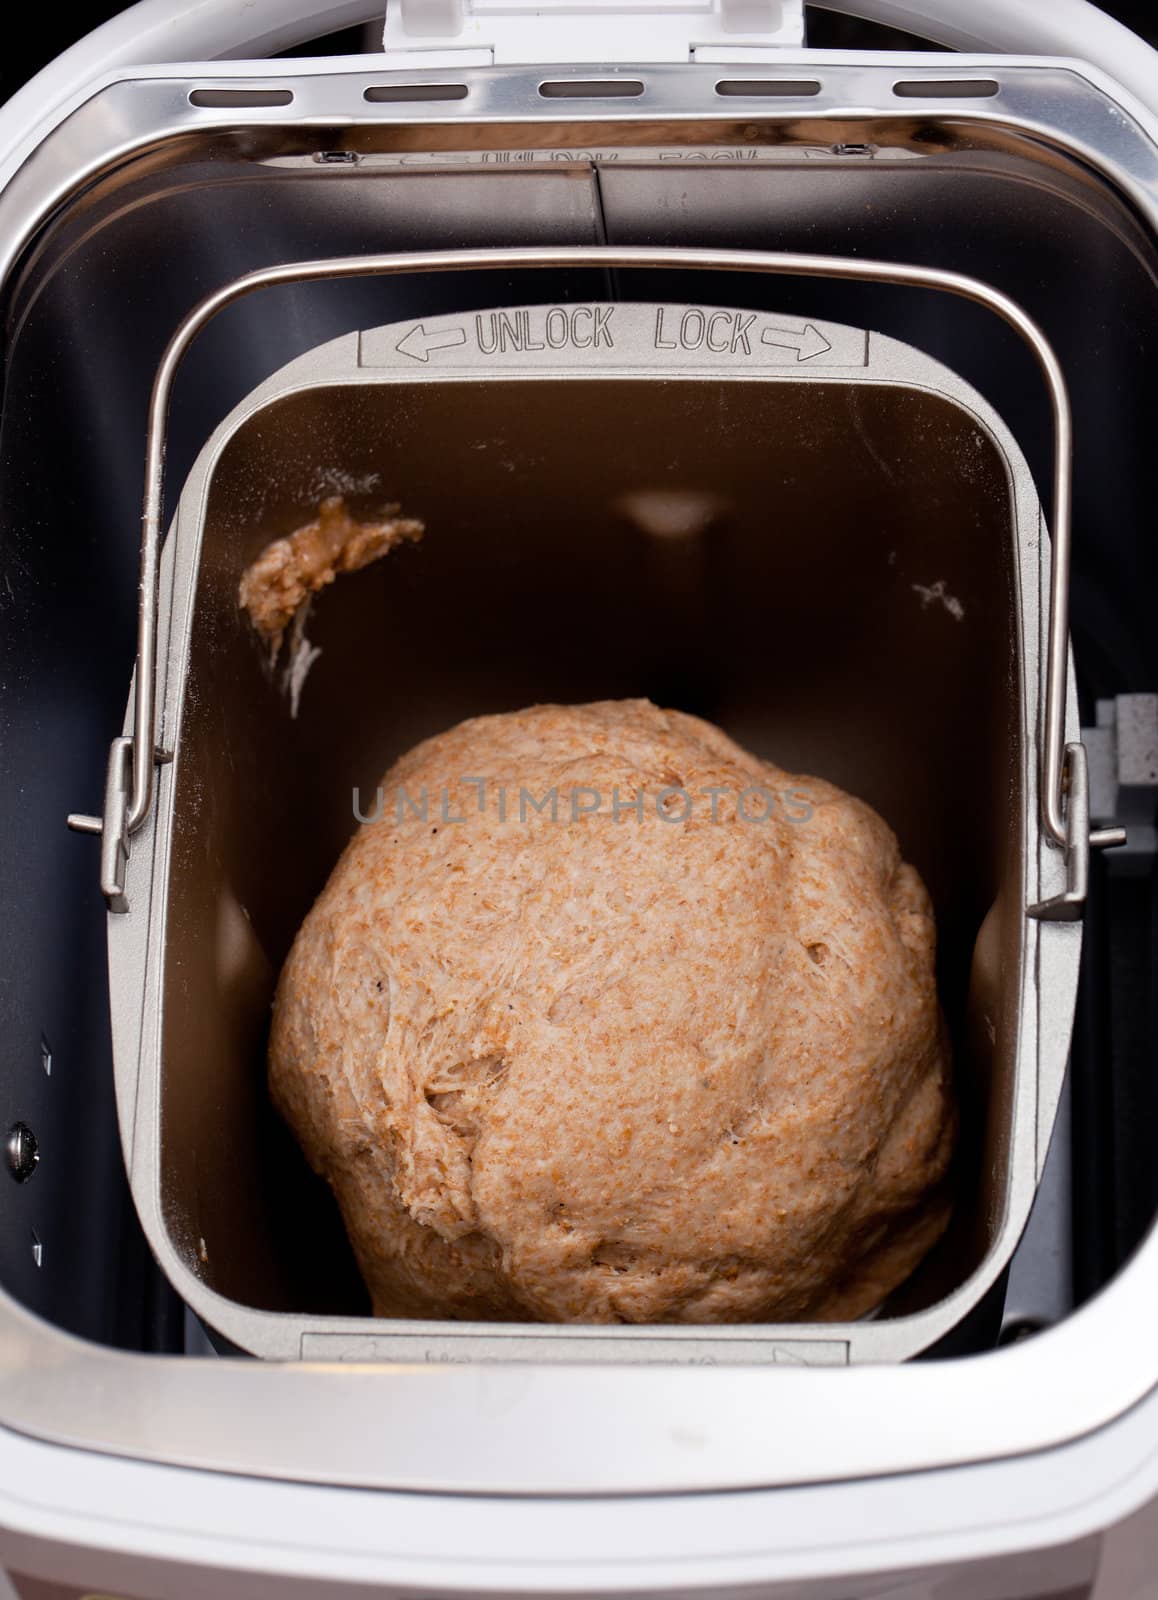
380 0 805 66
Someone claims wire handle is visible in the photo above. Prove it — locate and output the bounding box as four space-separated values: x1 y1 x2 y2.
66 244 1125 910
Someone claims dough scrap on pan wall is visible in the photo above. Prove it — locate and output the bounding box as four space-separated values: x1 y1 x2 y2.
270 699 955 1324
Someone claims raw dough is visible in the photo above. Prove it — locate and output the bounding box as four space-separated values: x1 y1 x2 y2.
269 700 954 1323
238 495 423 657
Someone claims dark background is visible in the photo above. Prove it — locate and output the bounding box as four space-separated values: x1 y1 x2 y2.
1 1 1155 102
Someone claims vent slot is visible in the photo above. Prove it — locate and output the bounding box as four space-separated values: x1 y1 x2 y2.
538 79 645 99
715 79 821 97
364 83 469 102
893 78 999 99
188 88 294 108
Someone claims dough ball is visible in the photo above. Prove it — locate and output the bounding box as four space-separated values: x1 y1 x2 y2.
270 700 954 1324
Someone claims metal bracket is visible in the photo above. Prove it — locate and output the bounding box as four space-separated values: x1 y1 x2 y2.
1084 692 1157 869
67 736 133 914
65 243 1124 913
1028 742 1126 923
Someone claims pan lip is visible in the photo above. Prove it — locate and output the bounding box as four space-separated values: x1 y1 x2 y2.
123 303 1051 1370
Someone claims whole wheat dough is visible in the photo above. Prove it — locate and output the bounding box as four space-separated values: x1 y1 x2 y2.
269 700 954 1324
238 496 423 658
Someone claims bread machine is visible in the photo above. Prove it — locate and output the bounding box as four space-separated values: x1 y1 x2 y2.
1 2 1158 1596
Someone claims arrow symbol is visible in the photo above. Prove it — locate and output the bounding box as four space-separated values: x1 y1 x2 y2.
396 323 468 363
760 322 832 362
